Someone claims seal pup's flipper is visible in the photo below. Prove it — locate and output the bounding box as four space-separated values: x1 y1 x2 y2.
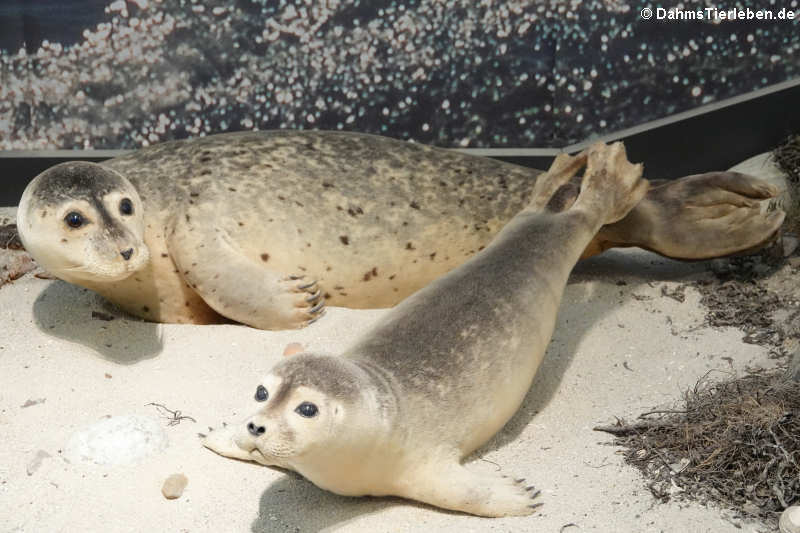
165 206 325 330
589 171 785 259
397 460 542 517
203 425 252 461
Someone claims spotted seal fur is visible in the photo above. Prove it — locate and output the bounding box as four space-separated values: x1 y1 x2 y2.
16 130 784 329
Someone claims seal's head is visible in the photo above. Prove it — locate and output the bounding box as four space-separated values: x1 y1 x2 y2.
204 353 391 490
17 162 149 282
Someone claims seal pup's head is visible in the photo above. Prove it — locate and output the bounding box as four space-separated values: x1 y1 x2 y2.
17 162 149 282
204 353 394 491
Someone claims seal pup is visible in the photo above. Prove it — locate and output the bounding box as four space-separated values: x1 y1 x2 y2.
203 142 647 516
17 131 783 329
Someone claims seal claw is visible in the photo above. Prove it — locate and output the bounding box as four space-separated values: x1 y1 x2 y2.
298 280 317 291
305 289 322 303
306 308 326 325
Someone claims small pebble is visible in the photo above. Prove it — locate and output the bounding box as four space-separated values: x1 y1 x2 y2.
161 473 188 500
26 450 51 476
780 505 800 533
283 342 304 357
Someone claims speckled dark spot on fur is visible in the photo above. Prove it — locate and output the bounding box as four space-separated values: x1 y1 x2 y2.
363 271 372 282
298 266 306 272
325 266 331 271
322 181 334 188
41 210 48 217
238 221 244 226
388 274 396 280
402 221 408 226
406 242 415 250
228 187 237 192
429 252 436 260
340 235 349 245
324 292 331 299
184 270 190 275
278 195 286 201
409 201 420 209
61 238 67 243
333 285 343 290
347 207 363 217
185 214 191 223
142 305 150 312
478 246 485 251
371 267 378 277
161 253 168 257
189 192 199 197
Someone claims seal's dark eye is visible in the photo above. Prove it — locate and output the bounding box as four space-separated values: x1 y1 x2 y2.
254 385 268 402
119 198 133 216
295 402 318 418
65 212 84 229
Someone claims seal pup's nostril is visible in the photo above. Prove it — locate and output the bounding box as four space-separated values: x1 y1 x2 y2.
247 421 265 436
120 248 134 260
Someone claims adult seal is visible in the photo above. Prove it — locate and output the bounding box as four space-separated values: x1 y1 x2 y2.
17 131 783 329
204 143 648 516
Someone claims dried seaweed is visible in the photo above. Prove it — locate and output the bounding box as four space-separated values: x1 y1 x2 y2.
0 224 23 250
595 368 800 528
692 256 790 353
774 134 800 184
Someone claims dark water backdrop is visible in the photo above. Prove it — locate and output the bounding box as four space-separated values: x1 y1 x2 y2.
0 1 797 150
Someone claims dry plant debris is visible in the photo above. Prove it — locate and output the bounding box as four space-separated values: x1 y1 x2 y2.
774 134 800 184
596 368 800 529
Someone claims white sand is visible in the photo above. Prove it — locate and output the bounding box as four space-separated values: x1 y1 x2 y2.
0 240 774 532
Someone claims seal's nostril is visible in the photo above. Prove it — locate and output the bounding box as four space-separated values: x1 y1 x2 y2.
247 421 265 436
120 248 133 260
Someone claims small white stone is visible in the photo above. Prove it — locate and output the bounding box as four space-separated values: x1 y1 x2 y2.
65 415 167 466
780 505 800 533
26 450 51 476
161 473 188 500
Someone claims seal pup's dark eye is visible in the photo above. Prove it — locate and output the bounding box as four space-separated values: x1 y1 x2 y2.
65 212 84 229
119 198 134 216
295 402 318 418
254 385 268 402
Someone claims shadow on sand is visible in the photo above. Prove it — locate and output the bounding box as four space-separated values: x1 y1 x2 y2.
32 280 164 363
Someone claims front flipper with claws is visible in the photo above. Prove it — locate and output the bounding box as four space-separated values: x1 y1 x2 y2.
282 276 326 325
167 208 327 330
397 460 543 517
